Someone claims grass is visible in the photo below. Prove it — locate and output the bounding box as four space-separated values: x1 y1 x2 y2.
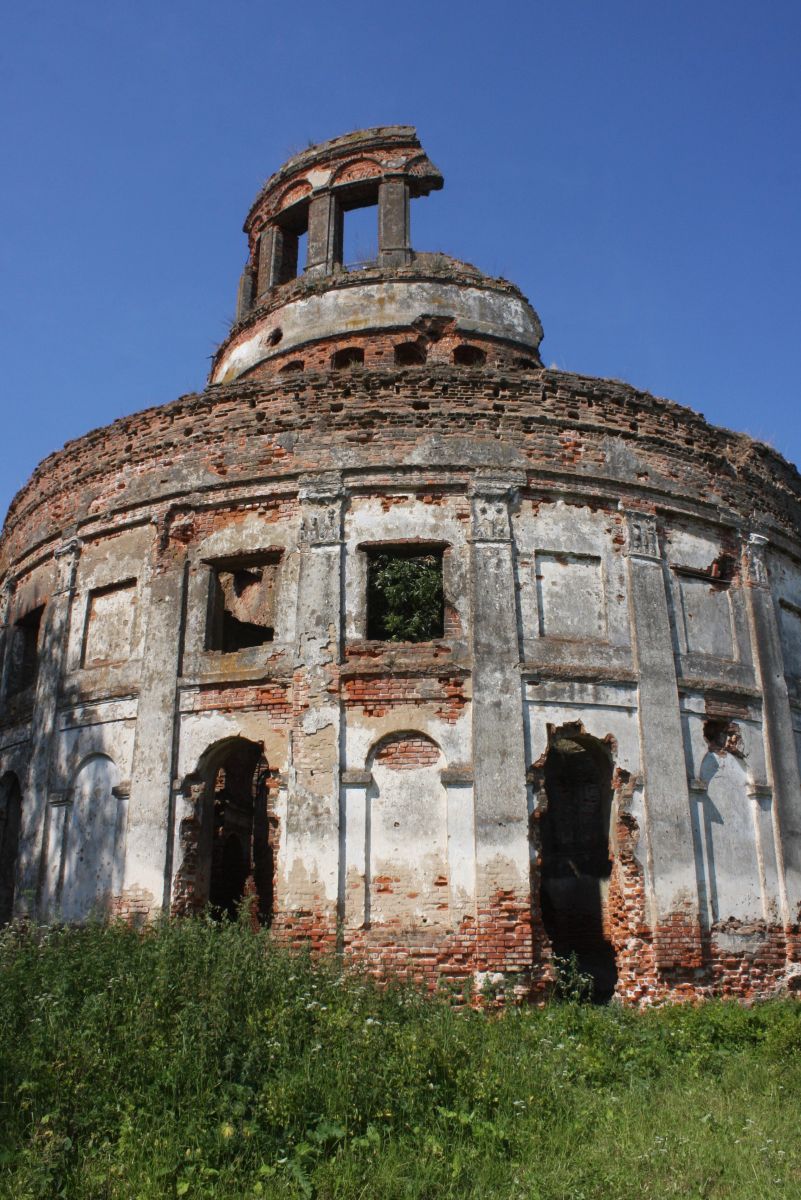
1 917 800 1198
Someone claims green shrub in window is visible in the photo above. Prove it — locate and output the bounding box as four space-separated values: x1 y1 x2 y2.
367 551 444 642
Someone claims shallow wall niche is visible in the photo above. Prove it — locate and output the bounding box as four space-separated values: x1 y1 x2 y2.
60 755 123 923
365 732 447 931
691 718 763 925
173 738 274 922
536 727 617 999
0 772 22 923
81 580 136 666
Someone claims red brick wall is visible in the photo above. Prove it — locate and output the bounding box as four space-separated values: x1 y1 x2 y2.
4 367 800 573
373 733 440 769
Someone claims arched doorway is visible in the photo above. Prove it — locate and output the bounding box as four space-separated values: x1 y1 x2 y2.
538 728 617 1001
0 773 22 925
177 739 275 922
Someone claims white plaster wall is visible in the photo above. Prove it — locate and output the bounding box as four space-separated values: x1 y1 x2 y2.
59 754 123 922
176 710 289 784
681 695 775 925
367 750 449 930
513 502 630 658
769 550 801 681
343 705 473 931
40 708 137 919
185 511 301 658
344 496 469 641
665 523 749 666
65 525 154 673
212 280 539 382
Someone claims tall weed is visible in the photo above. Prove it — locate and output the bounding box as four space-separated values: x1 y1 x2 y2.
1 918 799 1198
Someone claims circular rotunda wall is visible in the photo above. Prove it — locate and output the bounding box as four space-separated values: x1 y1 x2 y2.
2 126 801 1003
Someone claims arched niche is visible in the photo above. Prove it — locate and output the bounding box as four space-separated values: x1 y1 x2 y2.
0 772 22 924
60 754 122 923
174 737 275 922
364 731 447 931
696 718 762 924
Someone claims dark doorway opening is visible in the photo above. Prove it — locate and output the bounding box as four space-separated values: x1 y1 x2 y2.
204 742 274 923
0 773 22 925
539 730 617 1002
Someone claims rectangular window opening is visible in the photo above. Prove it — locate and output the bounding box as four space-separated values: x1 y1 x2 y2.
7 605 44 695
342 202 378 271
206 554 281 653
366 545 445 642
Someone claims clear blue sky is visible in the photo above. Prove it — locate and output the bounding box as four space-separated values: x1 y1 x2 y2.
2 1 800 523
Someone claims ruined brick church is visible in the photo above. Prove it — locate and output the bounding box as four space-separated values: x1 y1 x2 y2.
2 127 801 1002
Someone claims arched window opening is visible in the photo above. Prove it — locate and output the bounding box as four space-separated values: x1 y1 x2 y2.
538 729 617 1001
394 341 427 366
453 344 486 367
279 359 304 374
0 773 22 925
331 346 364 369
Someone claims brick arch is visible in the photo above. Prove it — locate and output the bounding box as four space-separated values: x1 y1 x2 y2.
275 180 312 213
366 730 443 772
330 158 383 187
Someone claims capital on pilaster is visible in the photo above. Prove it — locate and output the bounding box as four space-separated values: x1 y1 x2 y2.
53 538 83 593
469 473 523 543
745 532 769 587
299 473 344 546
622 510 660 560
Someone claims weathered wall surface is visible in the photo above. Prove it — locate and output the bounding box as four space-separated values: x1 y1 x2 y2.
3 125 801 1003
2 365 801 1002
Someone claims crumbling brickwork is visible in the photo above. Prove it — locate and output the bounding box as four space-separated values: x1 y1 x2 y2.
2 127 801 1004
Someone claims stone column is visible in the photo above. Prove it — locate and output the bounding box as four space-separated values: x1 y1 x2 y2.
123 527 189 915
282 474 344 944
256 228 275 296
469 475 531 971
305 192 342 277
235 267 255 322
378 177 412 267
743 532 801 928
623 510 702 970
17 538 81 915
256 226 300 295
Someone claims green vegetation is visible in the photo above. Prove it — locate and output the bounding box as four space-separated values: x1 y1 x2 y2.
366 551 444 642
1 918 800 1199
